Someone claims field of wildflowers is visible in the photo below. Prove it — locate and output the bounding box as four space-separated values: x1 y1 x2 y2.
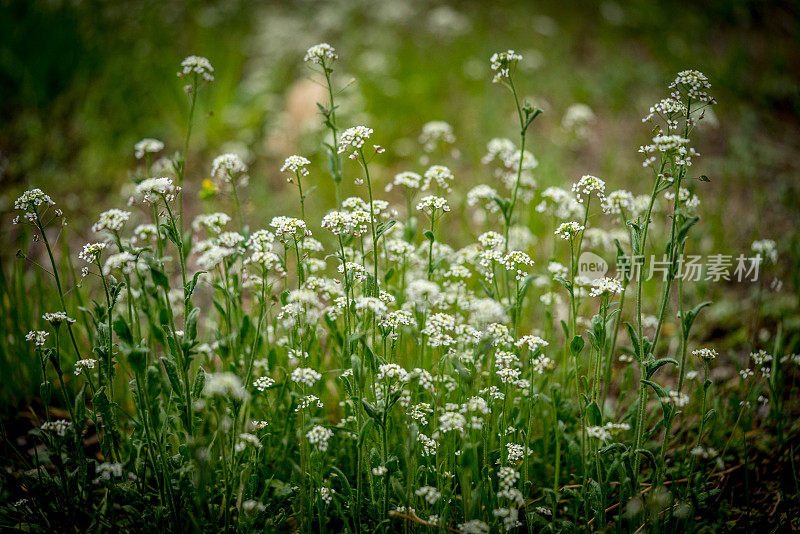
1 2 800 533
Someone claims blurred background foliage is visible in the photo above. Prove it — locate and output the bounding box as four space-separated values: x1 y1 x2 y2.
1 0 799 401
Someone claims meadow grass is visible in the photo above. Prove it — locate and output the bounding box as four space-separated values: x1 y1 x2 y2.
1 37 799 533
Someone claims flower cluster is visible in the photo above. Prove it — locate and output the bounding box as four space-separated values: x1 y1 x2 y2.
338 126 374 159
416 195 450 214
306 425 334 452
134 138 164 159
572 174 606 203
554 221 585 240
211 153 248 184
92 209 131 234
419 121 455 152
304 43 337 65
291 367 322 387
692 347 717 362
490 50 523 83
178 55 215 83
40 420 72 437
74 359 97 375
129 177 179 204
79 242 107 264
42 312 75 326
280 155 311 178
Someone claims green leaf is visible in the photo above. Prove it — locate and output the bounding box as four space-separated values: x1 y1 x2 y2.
160 222 180 247
150 266 170 290
641 379 666 398
570 335 584 356
361 399 383 425
655 179 673 194
113 317 133 344
586 401 601 426
186 307 201 342
625 322 640 360
703 408 716 425
161 357 183 396
185 271 205 303
358 419 373 448
127 347 148 375
676 216 700 244
376 220 396 240
682 301 712 338
423 230 435 242
74 384 86 424
553 276 572 293
453 359 472 382
635 448 657 470
646 357 678 379
587 479 602 512
192 367 206 399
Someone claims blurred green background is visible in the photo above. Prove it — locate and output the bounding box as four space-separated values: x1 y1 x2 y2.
1 0 799 335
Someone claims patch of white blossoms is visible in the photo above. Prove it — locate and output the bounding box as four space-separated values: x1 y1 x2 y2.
129 177 179 205
304 43 337 65
280 155 311 178
92 209 131 234
211 153 248 184
554 221 585 240
416 195 450 214
306 425 334 452
134 138 164 159
572 174 606 203
490 50 523 83
291 367 322 388
178 55 214 83
338 126 374 159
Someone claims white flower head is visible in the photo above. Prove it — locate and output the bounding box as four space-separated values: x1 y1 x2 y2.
280 155 311 179
554 221 585 241
103 251 137 275
751 239 778 264
419 121 455 152
338 126 374 159
306 425 334 451
416 195 450 214
490 50 523 83
74 359 97 376
178 55 214 83
692 347 717 362
270 216 310 243
589 277 624 298
92 209 131 234
13 189 56 224
669 70 714 104
291 367 322 388
192 213 232 234
26 330 49 347
422 165 454 193
134 138 164 159
79 242 107 264
386 171 422 192
304 43 338 65
602 190 634 215
211 154 248 184
129 177 179 205
572 175 606 203
42 312 76 327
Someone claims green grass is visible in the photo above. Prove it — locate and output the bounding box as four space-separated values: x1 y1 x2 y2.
1 1 800 532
